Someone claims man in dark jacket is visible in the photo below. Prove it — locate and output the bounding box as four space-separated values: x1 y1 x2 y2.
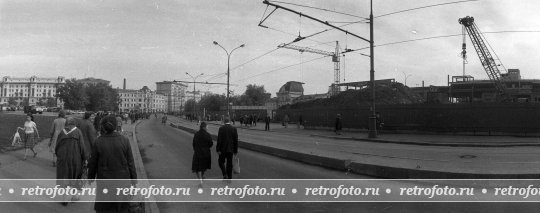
216 117 238 180
77 112 97 159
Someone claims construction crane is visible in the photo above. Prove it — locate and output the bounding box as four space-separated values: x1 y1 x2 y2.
278 41 341 95
459 16 509 100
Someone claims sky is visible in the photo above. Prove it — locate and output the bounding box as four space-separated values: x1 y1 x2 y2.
0 0 539 97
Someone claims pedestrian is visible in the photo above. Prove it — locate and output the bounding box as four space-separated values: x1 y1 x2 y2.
264 115 270 131
216 117 238 181
94 112 102 135
297 115 303 129
77 112 97 159
49 110 66 166
335 114 343 135
55 117 89 205
124 113 128 124
116 113 123 132
375 112 385 131
88 115 137 212
17 113 39 160
192 122 213 187
283 114 289 128
253 115 258 127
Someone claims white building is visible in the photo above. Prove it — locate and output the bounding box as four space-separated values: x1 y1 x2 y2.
118 86 167 113
156 81 188 113
0 76 65 107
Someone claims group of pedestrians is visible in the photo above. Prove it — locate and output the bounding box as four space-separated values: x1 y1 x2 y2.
19 111 137 212
192 117 239 187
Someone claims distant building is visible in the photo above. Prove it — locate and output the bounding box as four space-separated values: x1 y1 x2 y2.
276 81 304 106
118 86 167 113
76 77 110 86
448 69 540 102
156 81 188 113
0 76 65 107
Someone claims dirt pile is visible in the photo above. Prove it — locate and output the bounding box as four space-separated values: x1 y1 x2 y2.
286 82 425 109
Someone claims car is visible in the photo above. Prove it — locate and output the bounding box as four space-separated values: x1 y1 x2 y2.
35 106 44 114
23 106 37 114
47 107 61 112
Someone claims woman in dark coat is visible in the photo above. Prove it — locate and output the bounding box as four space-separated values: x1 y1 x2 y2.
55 117 88 205
88 115 137 213
192 122 213 187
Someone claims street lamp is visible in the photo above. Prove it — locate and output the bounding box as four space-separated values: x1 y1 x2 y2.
403 72 412 87
186 72 204 119
213 41 245 118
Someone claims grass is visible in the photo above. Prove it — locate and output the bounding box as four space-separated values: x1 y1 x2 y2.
0 112 56 150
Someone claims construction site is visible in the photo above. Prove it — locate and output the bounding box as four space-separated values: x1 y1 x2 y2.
271 15 540 135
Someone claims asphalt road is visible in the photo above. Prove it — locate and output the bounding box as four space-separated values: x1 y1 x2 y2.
136 118 540 213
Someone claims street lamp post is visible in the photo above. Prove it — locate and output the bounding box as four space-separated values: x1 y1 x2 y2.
213 41 245 118
368 0 377 138
186 72 204 120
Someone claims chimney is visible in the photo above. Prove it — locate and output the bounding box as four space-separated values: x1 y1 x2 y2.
123 78 126 90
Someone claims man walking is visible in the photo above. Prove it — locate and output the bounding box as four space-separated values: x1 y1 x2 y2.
264 115 271 131
216 117 238 181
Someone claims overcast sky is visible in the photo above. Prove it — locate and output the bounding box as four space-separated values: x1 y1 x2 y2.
1 0 539 96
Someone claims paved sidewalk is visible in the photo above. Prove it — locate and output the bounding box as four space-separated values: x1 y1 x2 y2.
199 119 540 147
169 116 540 178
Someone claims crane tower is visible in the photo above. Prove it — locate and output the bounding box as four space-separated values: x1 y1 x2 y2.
278 41 341 95
459 16 508 99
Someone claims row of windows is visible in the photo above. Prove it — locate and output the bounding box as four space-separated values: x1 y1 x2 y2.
3 84 57 88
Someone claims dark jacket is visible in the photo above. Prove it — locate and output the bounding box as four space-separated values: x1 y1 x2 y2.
335 117 342 130
55 127 88 188
88 132 137 212
77 119 97 159
216 124 238 154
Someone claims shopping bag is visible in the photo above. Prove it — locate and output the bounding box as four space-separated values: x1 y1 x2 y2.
233 155 240 174
11 131 23 147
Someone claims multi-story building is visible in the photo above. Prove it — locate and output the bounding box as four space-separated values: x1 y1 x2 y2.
156 81 188 113
118 86 167 113
0 76 65 107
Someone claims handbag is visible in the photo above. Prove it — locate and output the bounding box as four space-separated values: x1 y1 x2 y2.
11 131 23 147
233 155 240 174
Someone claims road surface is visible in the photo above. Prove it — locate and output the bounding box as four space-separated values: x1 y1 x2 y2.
136 118 540 213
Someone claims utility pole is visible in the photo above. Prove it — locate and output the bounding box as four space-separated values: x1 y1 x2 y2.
368 0 377 138
261 0 376 138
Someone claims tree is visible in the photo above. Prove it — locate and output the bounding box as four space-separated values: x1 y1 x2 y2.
85 83 120 112
45 97 57 107
56 79 88 110
199 94 226 112
236 84 271 106
184 99 197 114
8 97 17 106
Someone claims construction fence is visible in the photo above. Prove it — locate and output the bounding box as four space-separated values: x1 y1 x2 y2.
275 103 540 134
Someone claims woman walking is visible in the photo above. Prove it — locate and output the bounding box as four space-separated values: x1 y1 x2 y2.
192 122 213 187
55 117 88 205
88 115 137 213
18 113 39 160
49 110 66 167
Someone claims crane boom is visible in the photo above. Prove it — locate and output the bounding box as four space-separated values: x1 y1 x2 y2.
278 42 341 95
458 16 508 98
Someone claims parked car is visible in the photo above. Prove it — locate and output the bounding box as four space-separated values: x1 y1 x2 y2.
35 106 44 114
23 106 37 114
47 107 61 112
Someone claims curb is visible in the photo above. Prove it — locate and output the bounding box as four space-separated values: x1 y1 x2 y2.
170 121 540 179
130 121 160 213
310 134 540 147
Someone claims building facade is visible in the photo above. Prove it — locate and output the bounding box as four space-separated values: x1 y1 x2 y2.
276 81 304 107
156 81 188 113
118 86 167 113
0 76 65 107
